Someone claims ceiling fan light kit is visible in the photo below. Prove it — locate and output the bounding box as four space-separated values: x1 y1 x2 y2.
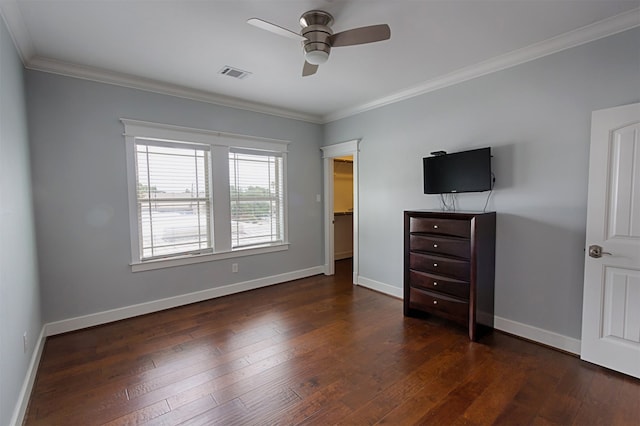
305 50 330 65
300 11 333 66
247 9 391 76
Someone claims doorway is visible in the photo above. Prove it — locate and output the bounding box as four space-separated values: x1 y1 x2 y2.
321 140 359 282
333 156 354 261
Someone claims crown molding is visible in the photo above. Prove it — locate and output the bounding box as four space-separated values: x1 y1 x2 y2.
1 1 319 122
322 7 640 123
25 56 323 123
3 1 637 125
25 56 322 124
0 0 35 62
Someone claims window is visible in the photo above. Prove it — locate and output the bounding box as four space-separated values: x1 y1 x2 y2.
136 141 212 260
229 149 284 248
123 119 289 271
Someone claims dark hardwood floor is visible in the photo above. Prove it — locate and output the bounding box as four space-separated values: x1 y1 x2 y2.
25 259 640 425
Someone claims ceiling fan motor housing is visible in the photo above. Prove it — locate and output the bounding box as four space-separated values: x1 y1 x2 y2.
247 9 390 75
300 10 334 65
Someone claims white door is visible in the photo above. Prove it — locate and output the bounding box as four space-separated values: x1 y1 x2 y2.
581 103 640 378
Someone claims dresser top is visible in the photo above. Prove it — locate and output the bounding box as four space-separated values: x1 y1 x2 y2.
405 210 495 214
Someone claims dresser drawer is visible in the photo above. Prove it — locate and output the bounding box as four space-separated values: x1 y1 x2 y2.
409 287 468 325
409 252 470 281
409 270 469 299
409 234 470 259
409 217 470 238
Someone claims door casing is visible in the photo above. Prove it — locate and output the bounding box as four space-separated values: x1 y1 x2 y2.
321 140 359 282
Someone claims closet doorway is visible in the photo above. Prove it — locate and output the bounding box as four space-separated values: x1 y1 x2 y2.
321 140 359 283
333 156 354 262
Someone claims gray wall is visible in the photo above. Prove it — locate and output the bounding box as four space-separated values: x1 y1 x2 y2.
4 23 639 425
26 72 324 322
0 17 42 426
324 28 640 339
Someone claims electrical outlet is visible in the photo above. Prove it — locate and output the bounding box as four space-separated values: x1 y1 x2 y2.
232 263 238 273
23 332 28 353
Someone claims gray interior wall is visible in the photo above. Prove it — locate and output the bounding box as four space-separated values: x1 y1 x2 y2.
324 28 640 339
0 17 42 426
26 71 324 323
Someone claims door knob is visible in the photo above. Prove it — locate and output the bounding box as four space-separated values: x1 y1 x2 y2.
588 244 612 258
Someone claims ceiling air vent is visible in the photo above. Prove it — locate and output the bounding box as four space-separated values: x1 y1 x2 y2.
219 66 252 79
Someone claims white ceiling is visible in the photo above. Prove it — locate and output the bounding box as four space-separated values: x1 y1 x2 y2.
1 0 639 123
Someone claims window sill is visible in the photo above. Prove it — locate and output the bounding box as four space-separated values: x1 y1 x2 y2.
130 243 289 272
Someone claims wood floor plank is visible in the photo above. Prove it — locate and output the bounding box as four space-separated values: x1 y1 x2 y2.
612 376 640 425
23 259 640 426
459 361 528 424
149 395 217 426
376 351 493 424
102 399 171 426
492 401 538 426
176 398 247 426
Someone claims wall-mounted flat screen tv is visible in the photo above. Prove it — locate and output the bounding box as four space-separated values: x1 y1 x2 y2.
423 147 492 194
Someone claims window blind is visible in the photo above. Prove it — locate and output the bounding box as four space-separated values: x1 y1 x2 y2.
135 140 212 260
229 149 284 248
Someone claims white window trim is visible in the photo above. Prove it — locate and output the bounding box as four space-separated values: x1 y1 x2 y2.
130 244 290 272
122 118 290 272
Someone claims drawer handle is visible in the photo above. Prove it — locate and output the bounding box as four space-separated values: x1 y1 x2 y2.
433 244 438 248
433 282 438 286
433 225 439 229
433 263 438 267
433 300 438 305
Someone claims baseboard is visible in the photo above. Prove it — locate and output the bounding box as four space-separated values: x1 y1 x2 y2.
9 325 46 426
356 275 403 299
355 276 581 354
494 316 581 355
45 265 324 336
334 251 353 260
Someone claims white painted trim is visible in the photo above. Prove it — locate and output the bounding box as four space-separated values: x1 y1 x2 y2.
324 8 640 123
131 244 290 272
280 152 289 250
9 326 46 426
2 4 636 124
211 145 233 252
121 118 291 152
124 132 140 263
123 119 290 267
0 0 34 63
45 266 324 336
26 56 324 124
321 140 360 158
352 274 581 354
494 316 581 355
357 276 403 299
351 150 359 283
7 279 581 426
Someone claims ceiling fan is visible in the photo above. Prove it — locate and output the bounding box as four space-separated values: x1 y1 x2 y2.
247 10 391 76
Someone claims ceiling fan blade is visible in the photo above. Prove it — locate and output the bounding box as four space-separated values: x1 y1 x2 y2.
302 61 318 77
247 18 306 41
330 24 390 47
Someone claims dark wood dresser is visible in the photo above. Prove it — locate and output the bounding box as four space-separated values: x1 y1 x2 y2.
404 210 496 341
